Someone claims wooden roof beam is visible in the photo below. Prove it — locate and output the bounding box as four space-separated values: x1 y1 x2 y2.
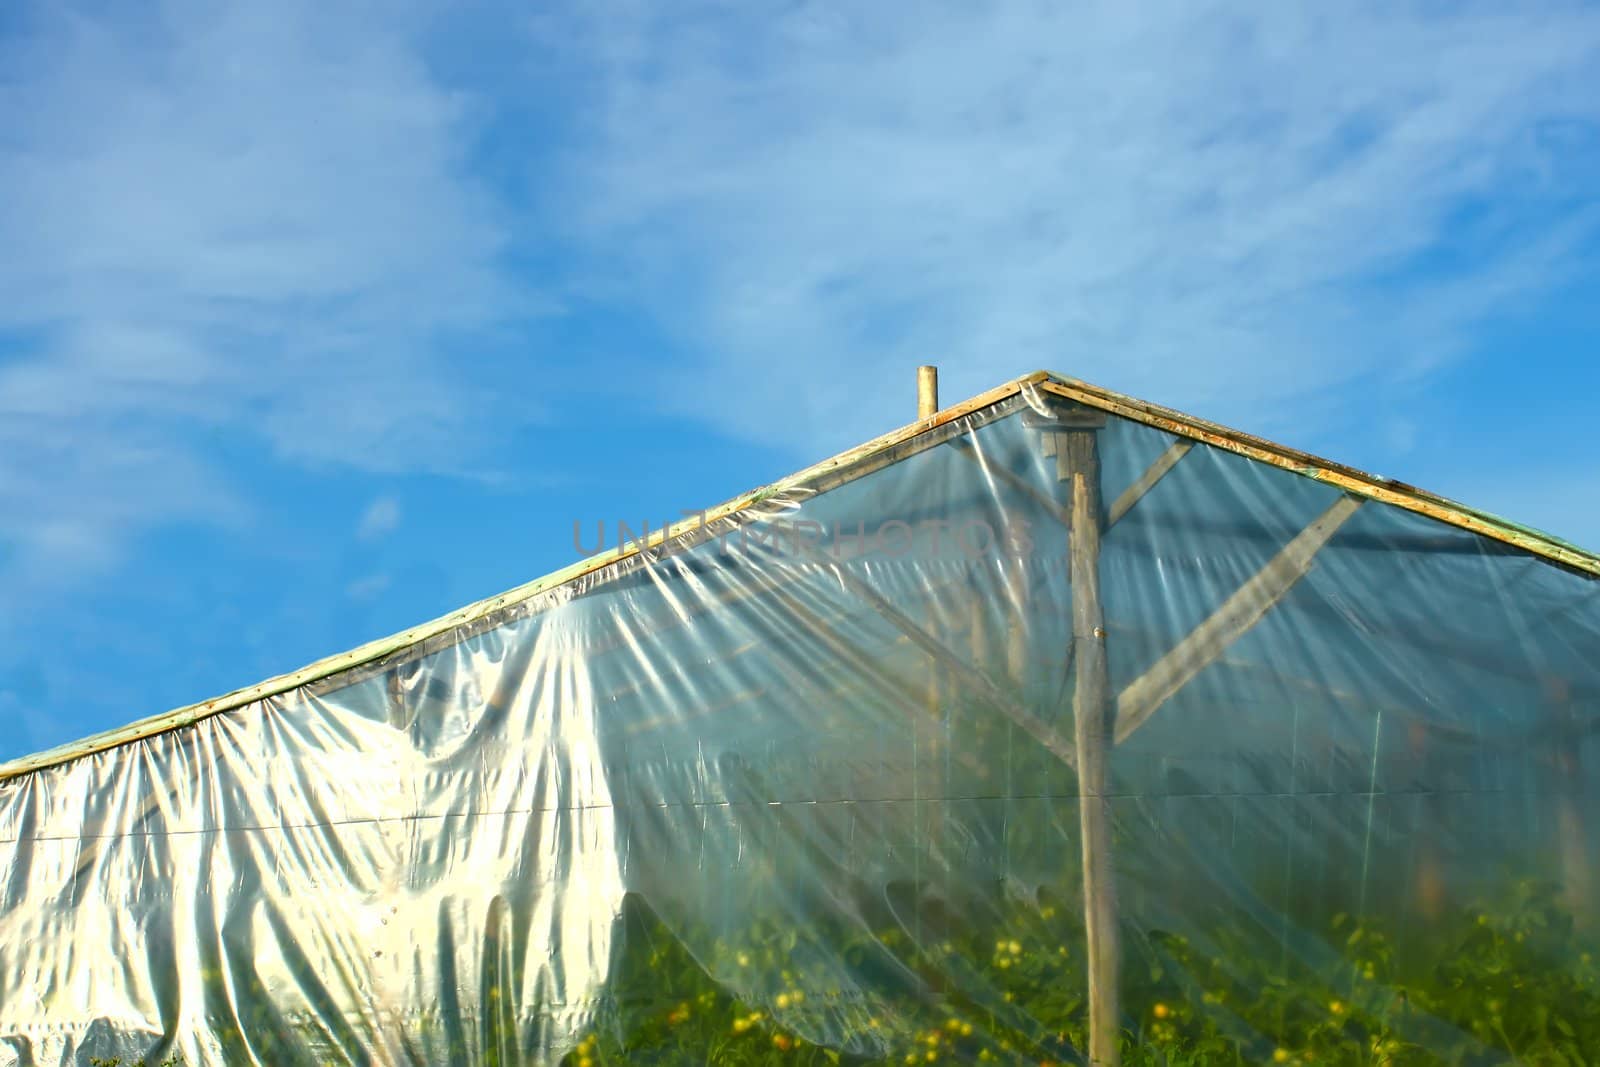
1114 494 1363 744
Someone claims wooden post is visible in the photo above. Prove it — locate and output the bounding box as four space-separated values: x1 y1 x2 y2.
918 365 939 419
1408 720 1445 922
1546 678 1593 926
1026 398 1120 1067
1062 427 1121 1067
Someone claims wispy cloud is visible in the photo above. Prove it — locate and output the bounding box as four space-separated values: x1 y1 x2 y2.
345 573 393 602
3 0 1598 606
555 1 1600 449
0 0 529 596
356 496 403 542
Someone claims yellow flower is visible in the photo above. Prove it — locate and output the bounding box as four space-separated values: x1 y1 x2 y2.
737 952 750 967
733 1019 750 1034
1008 940 1022 955
776 993 791 1009
1152 1002 1170 1019
945 1018 962 1032
960 1021 973 1036
1273 1049 1290 1063
1329 1000 1344 1015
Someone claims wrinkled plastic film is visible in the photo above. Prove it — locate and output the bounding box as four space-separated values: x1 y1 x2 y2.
1 394 1597 1064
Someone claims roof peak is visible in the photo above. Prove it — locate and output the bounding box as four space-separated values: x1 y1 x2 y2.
2 368 1593 782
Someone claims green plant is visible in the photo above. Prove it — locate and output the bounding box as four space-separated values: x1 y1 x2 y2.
141 855 1596 1063
548 879 1600 1066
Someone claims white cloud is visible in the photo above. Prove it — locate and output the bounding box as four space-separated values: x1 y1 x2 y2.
3 0 1599 606
0 0 528 593
553 1 1600 451
357 496 403 541
345 573 394 601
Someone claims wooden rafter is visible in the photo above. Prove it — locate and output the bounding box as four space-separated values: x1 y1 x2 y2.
1035 377 1600 579
1114 494 1364 745
0 377 1043 784
10 365 1596 785
1106 440 1194 528
945 438 1074 532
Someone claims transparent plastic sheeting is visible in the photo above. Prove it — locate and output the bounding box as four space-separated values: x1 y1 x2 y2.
1 387 1597 1065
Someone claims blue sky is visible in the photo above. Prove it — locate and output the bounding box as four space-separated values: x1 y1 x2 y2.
1 0 1598 762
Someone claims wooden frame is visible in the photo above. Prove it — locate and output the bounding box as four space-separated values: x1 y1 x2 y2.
4 368 1594 786
1035 377 1600 578
6 364 1598 1067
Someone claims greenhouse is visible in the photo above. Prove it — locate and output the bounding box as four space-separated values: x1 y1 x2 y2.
1 370 1596 1066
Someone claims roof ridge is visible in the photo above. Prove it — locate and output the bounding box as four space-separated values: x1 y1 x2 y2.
3 367 1592 783
0 372 1047 782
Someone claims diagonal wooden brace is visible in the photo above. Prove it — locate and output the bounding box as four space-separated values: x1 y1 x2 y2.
1114 494 1363 744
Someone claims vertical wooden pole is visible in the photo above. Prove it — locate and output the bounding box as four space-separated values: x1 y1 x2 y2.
1407 720 1445 922
1005 556 1030 687
918 365 939 419
917 365 940 952
927 589 947 949
1060 425 1121 1067
1546 678 1592 926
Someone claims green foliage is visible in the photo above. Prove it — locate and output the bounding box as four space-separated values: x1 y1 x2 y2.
104 880 1597 1064
556 881 1600 1066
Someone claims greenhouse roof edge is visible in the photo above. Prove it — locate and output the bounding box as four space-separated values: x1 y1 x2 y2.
2 368 1594 783
1038 375 1600 581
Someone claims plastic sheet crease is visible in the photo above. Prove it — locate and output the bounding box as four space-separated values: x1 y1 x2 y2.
2 392 1597 1065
